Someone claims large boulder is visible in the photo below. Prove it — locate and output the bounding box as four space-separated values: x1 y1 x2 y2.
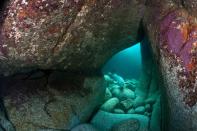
91 110 149 131
0 0 196 131
0 0 146 76
143 0 197 131
111 119 140 131
0 71 105 131
71 124 99 131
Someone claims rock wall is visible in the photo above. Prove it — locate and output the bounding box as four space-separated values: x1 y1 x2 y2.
0 0 147 130
0 71 105 130
0 0 145 76
143 0 197 130
0 0 196 131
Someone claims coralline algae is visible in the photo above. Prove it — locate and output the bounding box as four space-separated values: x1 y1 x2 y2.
160 9 197 107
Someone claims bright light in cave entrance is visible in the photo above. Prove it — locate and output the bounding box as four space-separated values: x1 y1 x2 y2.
102 43 142 79
92 42 161 131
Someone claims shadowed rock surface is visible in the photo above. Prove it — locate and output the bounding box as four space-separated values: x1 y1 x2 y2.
143 1 197 131
0 0 196 131
0 72 105 131
0 0 145 76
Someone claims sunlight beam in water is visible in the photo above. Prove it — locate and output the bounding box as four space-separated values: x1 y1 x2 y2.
102 43 142 79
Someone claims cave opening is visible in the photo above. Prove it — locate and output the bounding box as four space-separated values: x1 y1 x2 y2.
91 41 162 131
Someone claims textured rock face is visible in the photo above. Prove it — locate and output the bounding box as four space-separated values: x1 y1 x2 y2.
111 119 140 131
0 72 105 130
144 0 197 130
91 110 149 131
172 0 197 17
0 0 196 131
0 0 145 76
71 124 99 131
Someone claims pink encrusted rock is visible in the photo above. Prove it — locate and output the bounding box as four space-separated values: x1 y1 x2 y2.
166 19 188 54
144 1 197 129
160 11 189 54
160 11 177 33
0 0 146 76
180 38 196 68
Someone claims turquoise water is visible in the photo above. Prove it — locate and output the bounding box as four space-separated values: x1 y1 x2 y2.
102 43 142 79
100 42 161 131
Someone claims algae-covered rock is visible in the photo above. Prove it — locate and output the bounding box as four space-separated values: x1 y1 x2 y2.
0 0 145 76
135 106 145 114
145 104 151 113
127 109 135 114
114 109 125 114
1 72 105 131
119 99 134 110
125 79 139 91
111 88 135 101
104 88 112 101
150 97 161 131
100 97 119 112
71 124 99 131
144 1 197 130
111 119 140 131
91 110 149 131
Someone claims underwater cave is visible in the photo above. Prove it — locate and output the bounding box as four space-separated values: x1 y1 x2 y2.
90 41 163 131
0 0 196 131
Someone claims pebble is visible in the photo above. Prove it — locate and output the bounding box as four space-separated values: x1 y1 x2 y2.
111 88 135 101
104 75 113 83
71 124 99 131
121 88 135 100
144 112 151 117
109 84 121 91
111 119 140 131
114 109 125 114
111 88 121 97
133 97 145 108
127 108 135 114
145 98 156 105
100 97 119 112
124 79 138 91
119 99 133 110
135 106 145 114
104 88 112 101
145 104 151 112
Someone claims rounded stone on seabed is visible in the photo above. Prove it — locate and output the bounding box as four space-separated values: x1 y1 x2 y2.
104 88 112 101
133 97 145 108
111 88 135 101
127 108 135 114
144 112 151 117
104 75 113 83
124 79 139 91
111 119 140 131
111 88 121 97
135 106 145 114
71 124 99 131
114 109 125 114
145 104 151 112
121 88 136 100
145 98 156 105
100 97 120 112
119 99 133 110
91 110 149 131
125 84 136 91
111 84 121 90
